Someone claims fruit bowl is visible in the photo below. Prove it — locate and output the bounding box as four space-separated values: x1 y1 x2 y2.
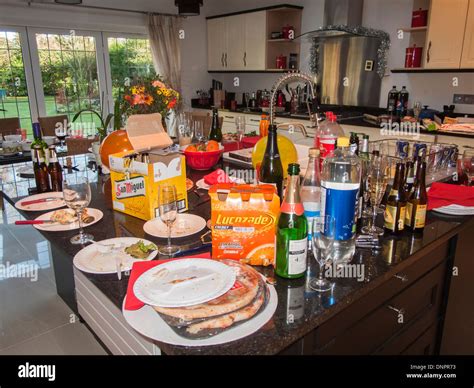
184 145 224 170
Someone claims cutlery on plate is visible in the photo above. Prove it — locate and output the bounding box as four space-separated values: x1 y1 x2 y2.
20 197 63 206
115 256 122 280
15 216 95 226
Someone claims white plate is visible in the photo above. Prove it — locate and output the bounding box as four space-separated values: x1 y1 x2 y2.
123 281 277 347
143 213 206 238
195 176 245 191
133 258 236 308
432 204 474 215
33 208 103 231
73 237 158 274
15 192 66 212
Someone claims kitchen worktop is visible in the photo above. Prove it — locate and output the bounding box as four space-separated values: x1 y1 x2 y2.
4 159 473 355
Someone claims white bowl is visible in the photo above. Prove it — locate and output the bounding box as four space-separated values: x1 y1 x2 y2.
42 136 56 146
21 140 32 152
4 135 22 142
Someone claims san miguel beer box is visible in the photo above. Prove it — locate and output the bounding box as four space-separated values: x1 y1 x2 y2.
109 113 188 221
210 183 280 266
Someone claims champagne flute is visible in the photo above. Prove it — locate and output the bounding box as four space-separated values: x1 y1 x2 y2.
235 116 246 145
63 176 93 245
361 155 388 236
310 215 335 292
158 184 180 256
462 149 474 186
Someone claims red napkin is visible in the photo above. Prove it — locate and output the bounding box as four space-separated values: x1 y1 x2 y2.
223 141 240 153
241 136 261 149
124 252 211 311
204 168 231 185
427 182 474 210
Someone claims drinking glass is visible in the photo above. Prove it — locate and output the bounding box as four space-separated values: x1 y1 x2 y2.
413 101 422 120
194 120 205 143
178 114 193 147
235 116 246 144
361 155 388 236
462 149 474 186
55 123 67 152
63 177 93 245
158 184 180 256
310 216 336 292
243 92 251 112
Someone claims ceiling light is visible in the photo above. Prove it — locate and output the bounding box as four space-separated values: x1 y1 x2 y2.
175 0 203 16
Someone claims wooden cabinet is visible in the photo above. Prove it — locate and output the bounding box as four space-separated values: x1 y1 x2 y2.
225 15 246 70
424 0 470 68
207 18 227 71
461 0 474 67
243 11 267 70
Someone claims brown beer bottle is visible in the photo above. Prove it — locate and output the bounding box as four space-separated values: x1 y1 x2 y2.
47 145 63 192
384 162 407 234
405 160 427 232
33 145 51 193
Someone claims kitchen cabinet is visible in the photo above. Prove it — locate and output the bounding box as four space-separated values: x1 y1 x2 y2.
461 0 474 67
424 0 470 69
225 15 245 70
207 17 227 71
243 11 267 70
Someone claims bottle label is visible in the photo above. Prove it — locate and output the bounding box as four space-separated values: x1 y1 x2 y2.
406 202 426 228
49 156 58 163
384 204 406 231
321 181 359 240
350 143 358 154
280 202 304 216
319 136 337 160
303 202 320 240
288 238 307 275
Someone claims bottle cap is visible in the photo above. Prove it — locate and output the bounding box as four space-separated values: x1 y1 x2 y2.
308 147 320 157
287 163 300 175
337 137 350 147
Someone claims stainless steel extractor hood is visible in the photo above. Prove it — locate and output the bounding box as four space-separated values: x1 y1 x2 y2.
299 0 365 40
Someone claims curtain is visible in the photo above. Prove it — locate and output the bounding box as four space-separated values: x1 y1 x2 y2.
148 14 182 137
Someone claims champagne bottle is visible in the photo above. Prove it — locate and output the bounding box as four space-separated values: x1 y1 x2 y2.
360 134 370 161
384 162 407 234
258 124 284 200
47 145 63 192
405 160 427 232
33 145 51 193
276 163 308 279
208 107 222 142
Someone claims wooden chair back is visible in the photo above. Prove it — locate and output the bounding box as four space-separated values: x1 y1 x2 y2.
38 115 68 137
66 136 98 156
0 117 20 138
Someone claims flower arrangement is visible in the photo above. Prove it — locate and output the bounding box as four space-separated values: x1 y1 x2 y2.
122 75 179 118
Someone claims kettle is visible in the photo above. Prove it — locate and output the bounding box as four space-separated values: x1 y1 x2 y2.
276 89 286 107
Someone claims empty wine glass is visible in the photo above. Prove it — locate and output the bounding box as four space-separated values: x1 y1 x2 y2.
361 155 388 236
158 184 180 256
310 215 336 292
235 116 246 144
462 149 474 186
194 120 205 143
63 176 93 245
55 121 67 152
178 114 193 147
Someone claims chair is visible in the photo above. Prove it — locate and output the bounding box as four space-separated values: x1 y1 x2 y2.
0 117 20 138
38 115 68 137
66 136 98 156
186 111 223 138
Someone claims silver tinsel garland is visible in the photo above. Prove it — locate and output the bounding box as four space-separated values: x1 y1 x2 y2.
309 25 391 79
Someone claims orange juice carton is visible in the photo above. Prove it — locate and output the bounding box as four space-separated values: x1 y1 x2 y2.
109 114 188 221
210 183 280 266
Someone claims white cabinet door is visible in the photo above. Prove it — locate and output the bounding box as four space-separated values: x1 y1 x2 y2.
225 14 245 70
244 11 267 70
207 18 227 71
461 0 474 68
425 0 469 68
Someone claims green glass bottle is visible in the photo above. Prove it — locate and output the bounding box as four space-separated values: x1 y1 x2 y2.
276 163 308 279
208 107 222 142
259 124 284 200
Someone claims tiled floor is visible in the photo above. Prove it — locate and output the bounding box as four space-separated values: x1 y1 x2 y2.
0 201 106 355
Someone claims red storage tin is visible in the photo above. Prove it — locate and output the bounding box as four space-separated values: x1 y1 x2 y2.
411 8 428 28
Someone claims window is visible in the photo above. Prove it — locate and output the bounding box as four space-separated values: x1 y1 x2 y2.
0 30 33 134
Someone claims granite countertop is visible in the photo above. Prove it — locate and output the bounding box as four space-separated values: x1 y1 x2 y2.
6 163 474 355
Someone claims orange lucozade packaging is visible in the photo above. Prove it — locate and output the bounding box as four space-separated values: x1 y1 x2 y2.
209 183 280 266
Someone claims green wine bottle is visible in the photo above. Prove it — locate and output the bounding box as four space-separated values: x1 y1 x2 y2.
259 124 284 200
276 163 308 279
208 107 222 142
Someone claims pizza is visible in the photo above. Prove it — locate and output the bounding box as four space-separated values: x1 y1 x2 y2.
186 178 194 191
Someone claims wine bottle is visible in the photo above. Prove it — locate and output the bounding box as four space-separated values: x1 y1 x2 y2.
384 162 407 234
405 160 427 232
258 124 284 200
31 122 48 159
33 145 51 193
359 134 370 161
208 107 222 142
300 148 321 246
276 163 308 279
403 160 415 197
47 145 63 192
349 132 359 155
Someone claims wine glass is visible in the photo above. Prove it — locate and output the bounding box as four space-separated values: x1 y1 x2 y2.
310 215 336 292
194 120 205 143
63 176 93 245
361 155 388 236
235 116 246 144
243 92 251 112
413 101 422 120
158 184 180 256
55 122 67 152
178 113 193 147
462 149 474 186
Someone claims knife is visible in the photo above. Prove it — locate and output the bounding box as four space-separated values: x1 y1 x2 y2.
15 220 60 225
20 197 63 206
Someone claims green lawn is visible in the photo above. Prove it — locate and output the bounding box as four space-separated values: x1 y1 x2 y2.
0 95 101 138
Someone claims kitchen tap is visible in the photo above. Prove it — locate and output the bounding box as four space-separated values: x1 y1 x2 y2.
269 71 321 133
276 122 312 138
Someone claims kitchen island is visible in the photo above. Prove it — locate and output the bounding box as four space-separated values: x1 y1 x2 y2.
3 160 474 355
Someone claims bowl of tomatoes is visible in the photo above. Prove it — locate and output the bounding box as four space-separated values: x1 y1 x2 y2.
183 140 224 170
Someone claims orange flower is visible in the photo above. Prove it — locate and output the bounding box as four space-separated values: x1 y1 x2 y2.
168 98 177 109
152 80 166 88
132 94 145 105
144 94 154 105
124 95 131 102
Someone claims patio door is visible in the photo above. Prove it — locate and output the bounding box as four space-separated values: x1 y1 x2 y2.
0 27 38 135
28 28 108 134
